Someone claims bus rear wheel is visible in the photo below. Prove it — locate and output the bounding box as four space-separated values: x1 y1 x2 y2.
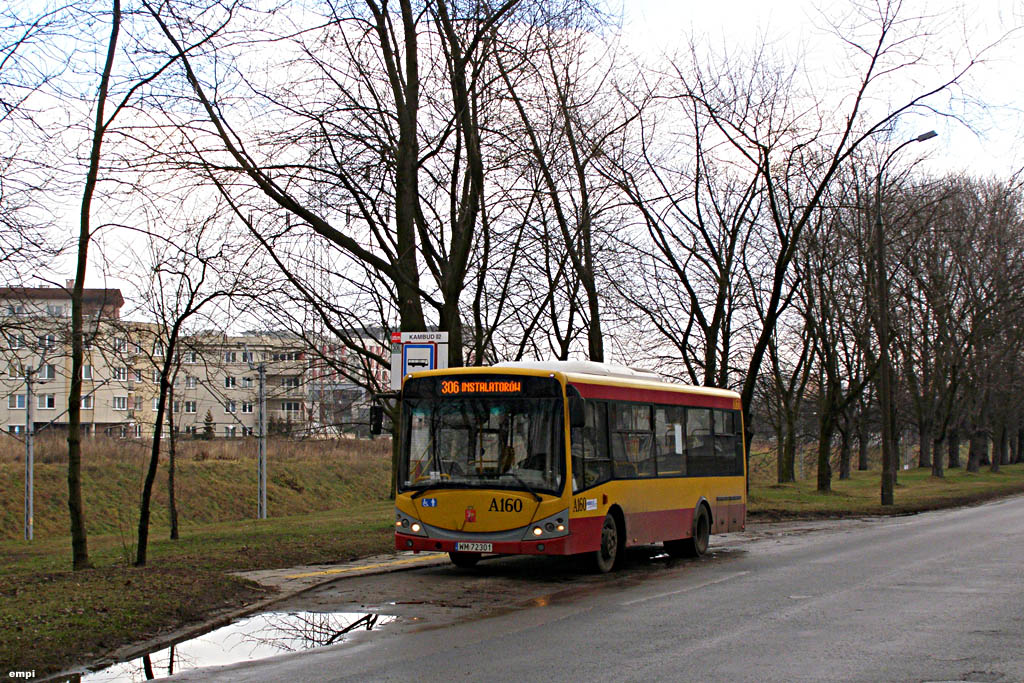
666 506 710 558
592 513 621 573
448 551 481 568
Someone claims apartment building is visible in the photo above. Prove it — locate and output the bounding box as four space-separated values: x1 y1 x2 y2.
0 287 391 439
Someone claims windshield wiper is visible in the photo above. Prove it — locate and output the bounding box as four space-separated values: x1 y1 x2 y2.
505 471 543 502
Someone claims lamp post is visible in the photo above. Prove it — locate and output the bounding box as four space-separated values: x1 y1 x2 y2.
876 130 937 506
245 344 267 519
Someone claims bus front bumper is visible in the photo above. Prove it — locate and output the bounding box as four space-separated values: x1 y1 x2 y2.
395 532 571 555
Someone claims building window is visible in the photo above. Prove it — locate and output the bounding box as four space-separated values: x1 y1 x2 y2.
37 394 55 409
153 397 160 411
84 335 93 350
7 394 25 409
241 402 254 414
152 369 160 383
83 364 92 380
242 351 254 363
113 367 128 381
133 369 142 382
224 425 237 438
173 401 181 413
182 350 196 364
7 304 25 315
39 364 55 380
273 351 300 361
133 396 142 411
8 334 24 349
37 333 56 349
282 401 300 412
242 377 253 388
185 375 197 388
133 424 142 438
81 395 93 410
243 426 253 436
184 401 196 414
281 376 299 388
185 425 197 435
46 304 64 316
114 337 127 352
153 341 165 357
224 351 237 363
113 396 128 411
8 425 25 434
225 401 236 414
224 376 236 388
7 364 20 378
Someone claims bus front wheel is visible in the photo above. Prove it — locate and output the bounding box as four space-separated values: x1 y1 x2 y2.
592 513 621 573
666 506 710 558
449 551 481 568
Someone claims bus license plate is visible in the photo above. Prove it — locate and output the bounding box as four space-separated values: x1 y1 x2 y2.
455 542 492 552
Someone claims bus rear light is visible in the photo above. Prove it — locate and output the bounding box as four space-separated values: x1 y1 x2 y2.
411 523 421 533
532 527 543 536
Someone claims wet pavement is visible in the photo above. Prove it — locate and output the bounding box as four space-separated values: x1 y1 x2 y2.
57 518 892 681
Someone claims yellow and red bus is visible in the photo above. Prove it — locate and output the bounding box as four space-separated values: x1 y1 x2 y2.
394 361 746 572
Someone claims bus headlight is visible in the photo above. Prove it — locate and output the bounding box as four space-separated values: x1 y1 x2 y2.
394 509 428 537
522 509 570 541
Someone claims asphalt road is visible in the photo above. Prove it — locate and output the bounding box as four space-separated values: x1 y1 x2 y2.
171 494 1024 682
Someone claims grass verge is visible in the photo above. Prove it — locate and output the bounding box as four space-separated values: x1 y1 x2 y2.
749 463 1024 518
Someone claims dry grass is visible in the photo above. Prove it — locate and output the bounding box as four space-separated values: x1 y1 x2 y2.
0 433 392 541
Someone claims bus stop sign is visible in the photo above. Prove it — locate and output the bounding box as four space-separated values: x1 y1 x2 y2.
391 331 449 390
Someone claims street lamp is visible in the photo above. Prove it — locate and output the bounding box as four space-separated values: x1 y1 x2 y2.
876 130 937 506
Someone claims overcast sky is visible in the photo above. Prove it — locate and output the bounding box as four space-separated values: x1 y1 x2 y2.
621 0 1024 177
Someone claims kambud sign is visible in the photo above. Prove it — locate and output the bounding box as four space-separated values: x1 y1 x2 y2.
390 331 449 390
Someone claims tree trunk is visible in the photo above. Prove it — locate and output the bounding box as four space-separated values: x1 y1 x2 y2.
992 422 1008 471
816 403 834 493
931 436 944 478
947 428 960 469
857 415 869 470
778 410 796 483
917 421 932 468
966 427 985 473
67 0 121 571
168 382 178 540
838 425 852 480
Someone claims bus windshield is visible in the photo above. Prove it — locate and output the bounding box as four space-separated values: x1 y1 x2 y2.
400 395 564 495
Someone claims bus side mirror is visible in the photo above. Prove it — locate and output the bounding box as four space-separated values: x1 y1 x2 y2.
569 395 586 429
370 405 383 435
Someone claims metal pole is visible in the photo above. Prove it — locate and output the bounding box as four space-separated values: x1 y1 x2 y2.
25 370 34 541
258 362 267 519
876 130 937 506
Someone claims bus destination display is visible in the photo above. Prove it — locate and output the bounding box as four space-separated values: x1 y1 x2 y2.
440 379 522 395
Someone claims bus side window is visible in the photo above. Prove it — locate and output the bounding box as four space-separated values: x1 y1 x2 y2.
655 406 686 476
686 407 713 476
609 403 654 478
713 409 743 476
571 402 610 491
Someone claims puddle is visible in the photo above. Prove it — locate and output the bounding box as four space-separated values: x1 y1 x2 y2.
82 611 396 682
